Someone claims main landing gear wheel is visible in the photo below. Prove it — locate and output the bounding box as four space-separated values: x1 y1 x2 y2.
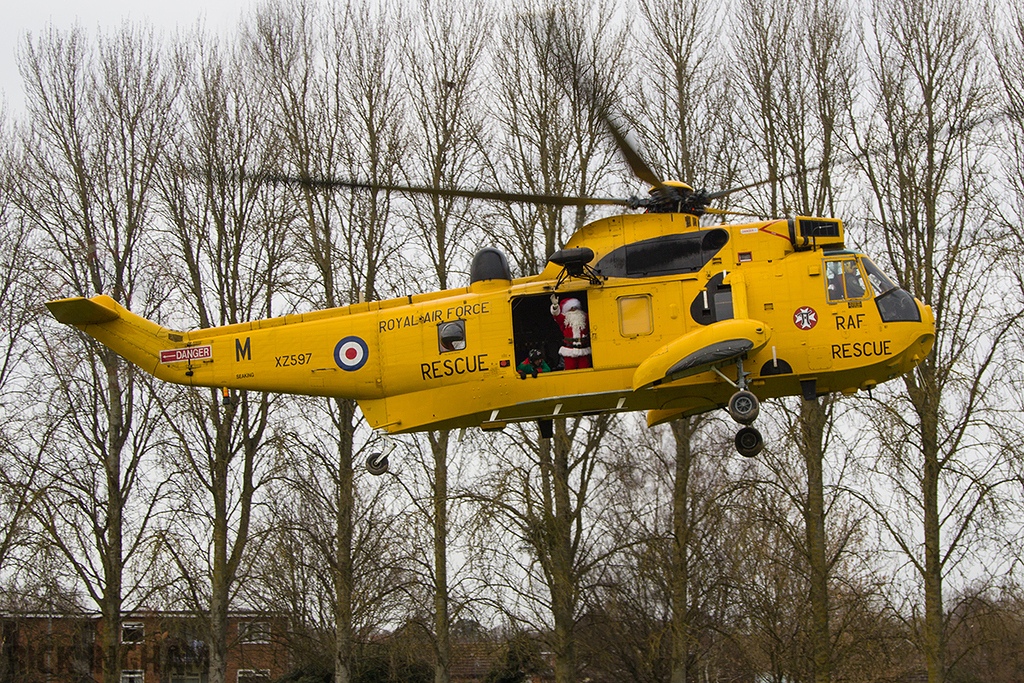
735 426 764 458
728 390 760 425
723 359 764 457
366 452 389 476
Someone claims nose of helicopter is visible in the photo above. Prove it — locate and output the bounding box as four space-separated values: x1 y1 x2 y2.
900 299 935 374
918 300 936 354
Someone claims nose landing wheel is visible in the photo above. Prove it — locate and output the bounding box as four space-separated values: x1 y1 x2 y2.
728 390 759 424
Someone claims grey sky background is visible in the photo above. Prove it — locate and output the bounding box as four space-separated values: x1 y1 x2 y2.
2 0 255 116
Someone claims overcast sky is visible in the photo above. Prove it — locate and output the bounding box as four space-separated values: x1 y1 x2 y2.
2 0 256 116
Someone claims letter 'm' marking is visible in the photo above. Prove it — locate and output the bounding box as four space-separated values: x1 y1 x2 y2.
236 337 251 362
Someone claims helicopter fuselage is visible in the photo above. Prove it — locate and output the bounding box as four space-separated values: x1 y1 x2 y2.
46 211 934 434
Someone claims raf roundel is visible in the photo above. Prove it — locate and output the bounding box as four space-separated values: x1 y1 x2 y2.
334 336 369 371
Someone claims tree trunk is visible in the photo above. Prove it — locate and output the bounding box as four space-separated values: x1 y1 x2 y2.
550 421 576 683
801 397 830 683
915 373 944 683
335 398 356 683
670 419 694 683
431 430 452 683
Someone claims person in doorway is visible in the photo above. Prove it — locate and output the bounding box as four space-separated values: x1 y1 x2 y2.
517 348 551 378
550 295 592 370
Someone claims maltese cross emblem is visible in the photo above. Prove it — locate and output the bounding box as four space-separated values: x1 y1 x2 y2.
793 306 818 330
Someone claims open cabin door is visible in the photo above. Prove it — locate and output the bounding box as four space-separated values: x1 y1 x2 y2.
511 293 592 372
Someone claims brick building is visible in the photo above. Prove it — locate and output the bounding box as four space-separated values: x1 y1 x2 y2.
0 611 290 683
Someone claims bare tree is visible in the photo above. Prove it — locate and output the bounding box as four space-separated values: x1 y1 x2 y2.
627 3 740 680
157 28 290 683
732 0 855 216
404 0 489 289
401 2 492 681
730 0 858 680
986 0 1024 584
0 105 41 587
632 0 739 191
247 1 409 680
468 7 633 683
473 415 619 683
15 24 177 683
484 0 628 274
575 416 748 683
0 105 33 393
851 0 1014 680
252 426 413 679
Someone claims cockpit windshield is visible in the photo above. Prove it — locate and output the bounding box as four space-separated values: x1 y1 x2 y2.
859 256 922 323
860 257 897 296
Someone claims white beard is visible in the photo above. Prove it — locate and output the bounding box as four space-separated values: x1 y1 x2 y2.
564 309 587 336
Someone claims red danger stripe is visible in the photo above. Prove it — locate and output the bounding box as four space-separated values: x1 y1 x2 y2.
160 346 212 364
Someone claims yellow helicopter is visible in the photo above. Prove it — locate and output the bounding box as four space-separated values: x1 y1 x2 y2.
44 51 934 473
46 166 935 473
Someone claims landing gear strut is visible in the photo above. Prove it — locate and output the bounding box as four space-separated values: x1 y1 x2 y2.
719 358 763 458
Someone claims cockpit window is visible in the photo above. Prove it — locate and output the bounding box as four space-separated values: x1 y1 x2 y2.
825 258 868 302
857 256 922 322
860 257 896 296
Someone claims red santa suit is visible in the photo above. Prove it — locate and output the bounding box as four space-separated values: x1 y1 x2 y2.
550 296 592 370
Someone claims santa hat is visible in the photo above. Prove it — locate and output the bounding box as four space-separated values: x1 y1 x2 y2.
560 298 582 314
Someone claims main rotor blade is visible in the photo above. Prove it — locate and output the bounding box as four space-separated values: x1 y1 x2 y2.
261 173 632 208
545 12 664 191
602 114 665 191
705 171 803 202
704 206 770 218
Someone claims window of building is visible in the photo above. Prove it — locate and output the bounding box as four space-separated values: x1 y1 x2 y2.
121 670 145 683
238 621 271 644
121 622 144 644
238 669 271 683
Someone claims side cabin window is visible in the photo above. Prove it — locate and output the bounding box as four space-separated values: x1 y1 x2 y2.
825 258 867 302
437 320 466 352
594 228 729 278
512 293 592 371
618 295 652 337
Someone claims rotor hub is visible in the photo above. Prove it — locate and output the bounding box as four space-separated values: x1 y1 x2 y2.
644 180 709 216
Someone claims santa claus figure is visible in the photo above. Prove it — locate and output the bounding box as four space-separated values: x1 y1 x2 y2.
550 295 592 370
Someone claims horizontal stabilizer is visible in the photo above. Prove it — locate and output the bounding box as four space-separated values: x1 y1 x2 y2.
46 297 120 325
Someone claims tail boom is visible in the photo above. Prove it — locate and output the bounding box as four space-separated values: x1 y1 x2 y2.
46 295 384 401
47 296 190 382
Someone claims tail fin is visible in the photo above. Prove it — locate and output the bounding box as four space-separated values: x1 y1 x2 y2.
46 296 186 380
